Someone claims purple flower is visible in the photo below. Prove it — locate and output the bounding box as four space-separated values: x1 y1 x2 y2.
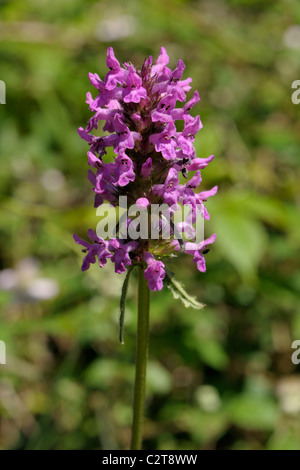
184 233 217 272
93 163 116 203
151 46 170 77
122 65 147 103
186 154 214 171
88 72 103 90
113 153 135 187
152 168 180 206
109 239 138 274
143 253 165 291
149 122 177 161
136 198 150 210
180 170 203 210
112 114 141 153
105 47 125 90
73 230 111 271
151 93 177 123
75 47 217 291
141 158 152 178
177 115 203 159
170 90 200 121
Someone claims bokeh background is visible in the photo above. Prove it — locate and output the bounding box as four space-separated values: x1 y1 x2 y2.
1 0 300 450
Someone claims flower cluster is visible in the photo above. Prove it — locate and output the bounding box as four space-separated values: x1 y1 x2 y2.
74 47 217 291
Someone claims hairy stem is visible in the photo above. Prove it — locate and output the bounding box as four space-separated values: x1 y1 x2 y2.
130 264 150 450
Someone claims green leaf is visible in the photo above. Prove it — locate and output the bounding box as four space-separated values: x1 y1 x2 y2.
164 269 205 309
210 205 267 279
193 339 229 370
227 394 279 431
119 265 135 344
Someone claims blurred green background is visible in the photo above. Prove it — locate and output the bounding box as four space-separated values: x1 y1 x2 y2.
0 0 300 450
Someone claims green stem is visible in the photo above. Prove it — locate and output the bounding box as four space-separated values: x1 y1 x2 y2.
130 264 150 450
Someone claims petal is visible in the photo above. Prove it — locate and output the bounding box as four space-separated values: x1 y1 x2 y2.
186 155 214 171
197 185 218 200
106 47 120 71
136 197 150 210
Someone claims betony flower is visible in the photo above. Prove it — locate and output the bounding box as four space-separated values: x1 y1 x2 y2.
122 65 147 103
149 122 177 161
141 158 152 178
152 168 181 206
144 253 165 291
73 230 111 271
136 198 150 210
108 239 139 274
113 153 135 187
74 47 217 291
183 233 217 272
